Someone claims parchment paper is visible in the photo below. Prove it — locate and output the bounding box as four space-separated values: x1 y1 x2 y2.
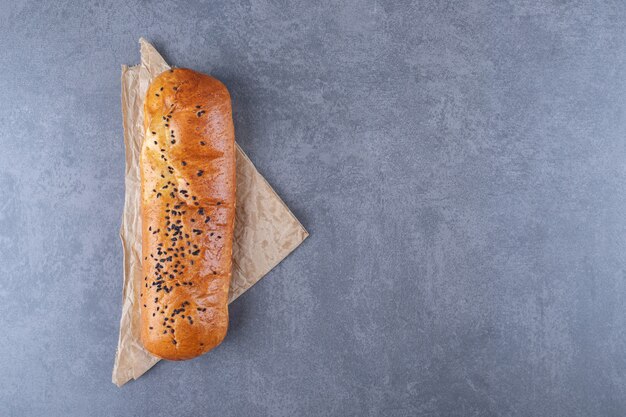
112 38 308 387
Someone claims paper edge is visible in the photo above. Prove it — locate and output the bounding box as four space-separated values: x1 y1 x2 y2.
112 64 133 386
113 62 161 387
235 143 309 239
228 144 309 302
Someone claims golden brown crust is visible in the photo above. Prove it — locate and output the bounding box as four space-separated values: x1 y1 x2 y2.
140 68 235 360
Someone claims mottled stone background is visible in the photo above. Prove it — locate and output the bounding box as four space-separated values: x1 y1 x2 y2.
1 1 626 416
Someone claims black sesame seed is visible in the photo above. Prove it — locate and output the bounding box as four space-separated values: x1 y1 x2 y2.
181 161 187 166
200 141 206 146
197 170 204 176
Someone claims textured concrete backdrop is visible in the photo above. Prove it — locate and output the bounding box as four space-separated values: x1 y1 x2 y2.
1 1 626 416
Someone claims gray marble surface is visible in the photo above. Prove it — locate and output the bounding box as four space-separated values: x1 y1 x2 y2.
1 1 626 416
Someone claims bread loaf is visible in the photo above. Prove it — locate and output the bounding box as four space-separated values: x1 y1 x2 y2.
140 68 236 360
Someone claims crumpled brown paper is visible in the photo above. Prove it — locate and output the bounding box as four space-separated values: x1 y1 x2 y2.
112 38 308 387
